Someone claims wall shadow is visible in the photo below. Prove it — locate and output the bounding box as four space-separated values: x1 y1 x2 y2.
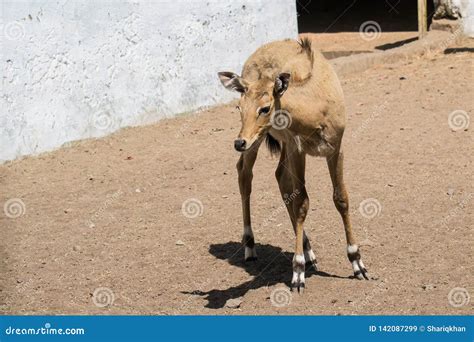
444 47 474 54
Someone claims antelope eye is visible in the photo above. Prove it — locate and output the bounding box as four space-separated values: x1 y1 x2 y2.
258 106 271 116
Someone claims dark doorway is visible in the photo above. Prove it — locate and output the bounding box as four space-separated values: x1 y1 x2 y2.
297 0 435 33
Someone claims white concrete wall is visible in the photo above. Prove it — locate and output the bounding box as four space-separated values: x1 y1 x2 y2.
0 0 298 162
454 0 474 37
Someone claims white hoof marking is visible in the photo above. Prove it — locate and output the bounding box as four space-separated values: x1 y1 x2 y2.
292 271 299 284
305 249 316 262
298 272 305 284
294 254 305 265
245 246 257 260
347 244 359 254
352 260 361 273
291 271 305 286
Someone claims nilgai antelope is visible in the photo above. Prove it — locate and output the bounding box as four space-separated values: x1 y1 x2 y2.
217 38 368 292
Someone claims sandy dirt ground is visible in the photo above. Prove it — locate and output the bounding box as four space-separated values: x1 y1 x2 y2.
303 32 419 55
1 42 473 315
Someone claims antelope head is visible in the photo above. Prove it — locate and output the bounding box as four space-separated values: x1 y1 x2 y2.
217 71 290 152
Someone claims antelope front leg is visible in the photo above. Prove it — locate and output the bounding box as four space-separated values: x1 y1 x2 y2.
276 146 318 273
327 150 369 280
291 187 309 292
289 152 309 292
236 147 259 261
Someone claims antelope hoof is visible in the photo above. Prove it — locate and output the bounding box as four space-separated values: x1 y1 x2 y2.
291 254 305 293
244 246 257 262
347 245 368 280
291 271 305 293
242 233 257 262
352 259 369 280
305 249 318 271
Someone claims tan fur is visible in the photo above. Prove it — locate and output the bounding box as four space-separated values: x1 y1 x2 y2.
218 38 368 290
242 39 313 84
242 38 346 155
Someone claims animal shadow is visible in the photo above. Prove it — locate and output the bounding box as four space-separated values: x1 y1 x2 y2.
182 241 348 309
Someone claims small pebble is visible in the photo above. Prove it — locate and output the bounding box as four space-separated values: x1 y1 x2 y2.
421 284 436 291
225 297 243 309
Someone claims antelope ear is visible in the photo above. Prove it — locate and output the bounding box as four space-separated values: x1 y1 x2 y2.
218 71 248 93
274 72 291 97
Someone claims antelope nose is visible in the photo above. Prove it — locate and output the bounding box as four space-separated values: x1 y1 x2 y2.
234 139 246 152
